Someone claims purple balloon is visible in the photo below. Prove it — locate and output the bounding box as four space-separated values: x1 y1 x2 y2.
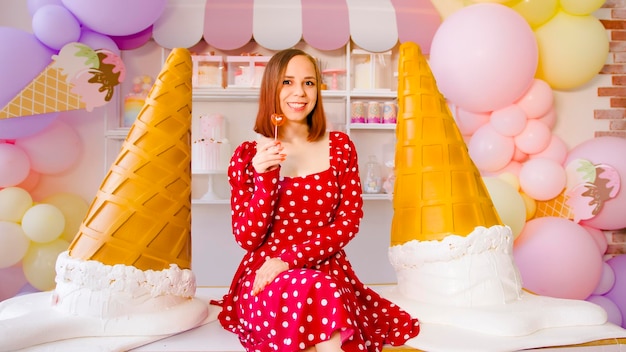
32 4 81 50
587 295 622 327
111 26 153 50
62 0 167 36
79 29 120 55
604 254 626 328
0 27 55 108
0 113 59 140
27 0 63 16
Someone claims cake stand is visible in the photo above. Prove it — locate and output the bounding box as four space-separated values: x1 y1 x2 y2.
193 169 226 201
322 69 346 90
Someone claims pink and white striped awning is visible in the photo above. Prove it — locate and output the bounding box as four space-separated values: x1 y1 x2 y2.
152 0 441 53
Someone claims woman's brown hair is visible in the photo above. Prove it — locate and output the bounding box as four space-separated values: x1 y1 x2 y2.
253 49 326 141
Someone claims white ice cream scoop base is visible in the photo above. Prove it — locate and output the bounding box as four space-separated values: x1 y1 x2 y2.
0 252 212 352
384 225 626 351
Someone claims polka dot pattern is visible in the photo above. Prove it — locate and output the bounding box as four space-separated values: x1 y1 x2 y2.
215 132 419 351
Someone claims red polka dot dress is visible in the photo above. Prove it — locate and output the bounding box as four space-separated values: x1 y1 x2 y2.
214 131 420 351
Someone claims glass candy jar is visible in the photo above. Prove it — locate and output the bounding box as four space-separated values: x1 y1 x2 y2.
363 155 383 194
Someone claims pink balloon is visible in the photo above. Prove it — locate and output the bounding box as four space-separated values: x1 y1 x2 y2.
485 160 522 178
468 124 515 172
14 120 81 174
0 144 31 187
604 254 626 328
519 157 566 201
582 224 608 255
0 28 55 108
0 113 59 140
429 3 538 113
515 79 554 119
592 262 615 296
62 0 167 36
529 134 568 164
587 295 622 327
567 137 626 230
453 105 490 135
489 104 528 137
512 147 529 162
513 217 603 300
32 4 81 50
16 170 41 193
536 106 557 129
111 26 153 50
79 29 120 55
514 119 552 154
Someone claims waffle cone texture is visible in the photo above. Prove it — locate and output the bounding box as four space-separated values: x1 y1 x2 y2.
69 48 193 271
390 42 502 246
0 66 85 118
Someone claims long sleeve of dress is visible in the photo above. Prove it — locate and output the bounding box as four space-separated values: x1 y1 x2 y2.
228 141 280 251
279 132 364 269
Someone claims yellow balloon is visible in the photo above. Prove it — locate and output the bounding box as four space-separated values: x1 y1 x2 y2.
430 0 470 19
42 193 89 243
510 0 558 28
0 187 33 223
559 0 605 16
21 204 65 243
22 238 70 291
535 11 609 91
519 192 537 220
483 177 527 239
497 172 520 191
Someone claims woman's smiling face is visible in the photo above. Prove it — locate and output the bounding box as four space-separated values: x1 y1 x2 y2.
278 55 317 123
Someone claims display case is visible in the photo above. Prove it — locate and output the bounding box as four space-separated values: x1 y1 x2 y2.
192 54 224 88
226 55 271 88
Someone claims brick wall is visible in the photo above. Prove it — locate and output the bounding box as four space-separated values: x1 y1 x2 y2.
598 0 626 255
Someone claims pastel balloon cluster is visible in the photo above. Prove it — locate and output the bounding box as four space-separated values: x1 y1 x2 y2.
0 187 88 296
27 0 167 52
0 0 167 139
0 119 81 189
434 0 608 92
431 2 626 324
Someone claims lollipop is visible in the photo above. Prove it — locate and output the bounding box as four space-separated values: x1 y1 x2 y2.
271 113 285 141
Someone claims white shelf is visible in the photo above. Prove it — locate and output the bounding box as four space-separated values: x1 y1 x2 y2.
363 193 392 201
192 88 351 102
349 123 396 130
192 169 227 175
192 198 230 205
349 90 397 99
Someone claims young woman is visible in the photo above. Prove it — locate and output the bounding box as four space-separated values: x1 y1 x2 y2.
214 48 420 352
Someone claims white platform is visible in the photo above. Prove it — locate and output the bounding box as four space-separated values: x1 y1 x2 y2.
4 287 626 352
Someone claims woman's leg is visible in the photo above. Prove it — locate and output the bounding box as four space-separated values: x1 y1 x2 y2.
314 331 343 352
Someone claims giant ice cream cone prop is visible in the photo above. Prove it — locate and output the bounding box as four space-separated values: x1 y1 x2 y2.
390 42 501 245
0 48 210 352
68 47 193 271
384 42 614 348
